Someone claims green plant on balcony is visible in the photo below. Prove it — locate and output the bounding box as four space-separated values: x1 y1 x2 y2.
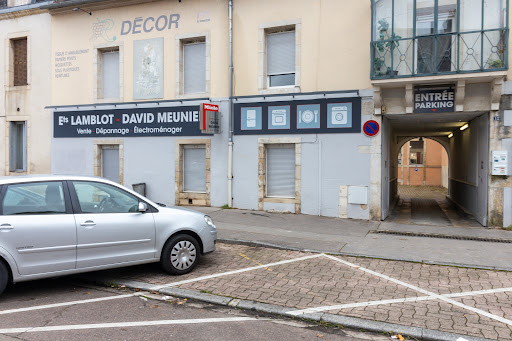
487 58 504 69
374 19 401 76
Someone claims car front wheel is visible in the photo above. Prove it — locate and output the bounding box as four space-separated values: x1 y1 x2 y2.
0 261 8 295
161 234 200 275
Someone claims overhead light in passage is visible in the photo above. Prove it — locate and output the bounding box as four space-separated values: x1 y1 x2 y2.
460 123 469 131
448 132 453 138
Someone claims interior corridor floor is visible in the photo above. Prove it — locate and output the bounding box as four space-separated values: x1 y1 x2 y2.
386 185 482 228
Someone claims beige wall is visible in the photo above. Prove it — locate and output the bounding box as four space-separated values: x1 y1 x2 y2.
233 0 372 96
51 0 228 105
0 11 52 175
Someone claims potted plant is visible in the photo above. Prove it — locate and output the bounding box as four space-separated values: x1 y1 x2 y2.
373 19 401 76
487 58 504 69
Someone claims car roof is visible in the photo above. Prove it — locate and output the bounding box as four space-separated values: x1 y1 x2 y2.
0 174 112 186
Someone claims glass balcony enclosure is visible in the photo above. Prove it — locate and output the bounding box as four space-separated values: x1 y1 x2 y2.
371 0 508 79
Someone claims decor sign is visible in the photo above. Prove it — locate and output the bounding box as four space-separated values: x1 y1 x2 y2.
414 88 455 113
234 97 361 135
54 106 206 138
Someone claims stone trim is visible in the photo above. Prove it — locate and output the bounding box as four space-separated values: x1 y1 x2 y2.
93 139 124 184
175 32 210 99
258 137 301 213
175 138 211 206
93 42 124 103
258 19 301 95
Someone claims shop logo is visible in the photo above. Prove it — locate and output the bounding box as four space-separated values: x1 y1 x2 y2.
197 11 210 23
91 18 117 42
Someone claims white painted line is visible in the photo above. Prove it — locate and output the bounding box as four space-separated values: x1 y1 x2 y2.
0 293 138 315
288 286 512 316
322 254 512 327
150 253 324 290
0 317 259 334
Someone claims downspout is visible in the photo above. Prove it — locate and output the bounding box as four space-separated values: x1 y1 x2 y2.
227 0 234 207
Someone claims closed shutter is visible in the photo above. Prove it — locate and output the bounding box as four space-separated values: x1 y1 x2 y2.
267 31 295 75
102 50 120 99
183 146 206 192
12 38 27 86
9 122 26 172
102 146 119 183
266 145 295 198
184 42 206 94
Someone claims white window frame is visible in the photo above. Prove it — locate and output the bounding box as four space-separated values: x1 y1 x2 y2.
266 30 296 89
175 33 210 99
94 43 123 103
258 20 301 95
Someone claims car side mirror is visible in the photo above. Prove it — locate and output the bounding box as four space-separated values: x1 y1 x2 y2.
138 202 148 213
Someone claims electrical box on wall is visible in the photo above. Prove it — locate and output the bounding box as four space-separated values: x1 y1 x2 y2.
348 186 368 205
492 151 509 175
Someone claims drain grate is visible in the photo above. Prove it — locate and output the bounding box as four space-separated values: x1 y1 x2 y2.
371 230 512 243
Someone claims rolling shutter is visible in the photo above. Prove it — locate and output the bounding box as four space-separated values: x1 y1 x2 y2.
102 50 119 99
266 145 295 198
184 42 206 94
267 31 295 75
183 146 206 192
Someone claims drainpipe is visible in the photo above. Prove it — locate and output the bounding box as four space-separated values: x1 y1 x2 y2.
227 0 234 207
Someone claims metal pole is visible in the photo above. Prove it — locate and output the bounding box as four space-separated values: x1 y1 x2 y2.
228 0 234 207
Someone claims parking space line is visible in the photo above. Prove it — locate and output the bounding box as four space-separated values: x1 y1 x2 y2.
322 254 512 327
0 317 260 334
288 287 512 315
150 253 323 290
0 293 138 315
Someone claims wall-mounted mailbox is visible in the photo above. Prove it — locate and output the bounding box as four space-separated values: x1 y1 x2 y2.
348 186 368 205
492 151 509 176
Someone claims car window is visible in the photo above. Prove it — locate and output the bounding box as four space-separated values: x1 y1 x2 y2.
72 181 139 213
2 181 66 215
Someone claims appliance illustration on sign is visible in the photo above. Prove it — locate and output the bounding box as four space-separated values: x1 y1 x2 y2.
269 106 290 129
414 88 455 113
234 97 361 135
297 104 320 129
241 107 262 130
54 106 204 138
327 103 352 128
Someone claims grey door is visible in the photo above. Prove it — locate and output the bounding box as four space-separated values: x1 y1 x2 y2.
0 181 76 275
71 181 155 268
102 146 120 183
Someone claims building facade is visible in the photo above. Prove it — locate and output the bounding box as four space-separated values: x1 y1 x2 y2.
16 0 511 227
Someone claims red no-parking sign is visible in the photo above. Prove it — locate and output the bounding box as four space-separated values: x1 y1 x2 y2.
363 120 380 137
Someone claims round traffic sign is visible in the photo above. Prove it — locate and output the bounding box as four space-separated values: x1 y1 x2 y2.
363 120 380 137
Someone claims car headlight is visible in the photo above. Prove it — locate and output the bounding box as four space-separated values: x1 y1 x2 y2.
204 215 216 229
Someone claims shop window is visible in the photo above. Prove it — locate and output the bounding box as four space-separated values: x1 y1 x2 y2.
266 145 295 198
183 39 206 94
11 37 27 86
94 141 123 184
409 140 424 165
266 28 295 87
98 47 120 99
9 121 26 172
183 145 206 193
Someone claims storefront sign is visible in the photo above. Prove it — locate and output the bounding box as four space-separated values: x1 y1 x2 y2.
54 106 205 138
234 97 361 135
200 103 220 134
414 88 455 113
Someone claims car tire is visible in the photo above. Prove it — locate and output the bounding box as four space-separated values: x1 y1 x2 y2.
160 234 201 275
0 261 8 296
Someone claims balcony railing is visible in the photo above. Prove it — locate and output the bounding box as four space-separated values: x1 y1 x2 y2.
371 28 508 79
0 0 48 10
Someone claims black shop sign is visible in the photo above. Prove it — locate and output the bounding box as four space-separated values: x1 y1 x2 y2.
414 88 455 113
53 106 205 138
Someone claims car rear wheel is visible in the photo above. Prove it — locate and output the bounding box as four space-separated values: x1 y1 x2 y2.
0 261 8 295
161 234 200 275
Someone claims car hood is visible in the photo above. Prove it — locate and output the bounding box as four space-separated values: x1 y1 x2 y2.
157 205 205 217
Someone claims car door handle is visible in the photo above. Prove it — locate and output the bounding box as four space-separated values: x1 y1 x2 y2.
0 224 14 230
80 221 96 227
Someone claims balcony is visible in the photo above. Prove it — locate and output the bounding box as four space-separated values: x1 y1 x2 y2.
371 0 508 80
0 0 49 10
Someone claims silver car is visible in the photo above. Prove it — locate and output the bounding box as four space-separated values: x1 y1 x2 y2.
0 175 217 295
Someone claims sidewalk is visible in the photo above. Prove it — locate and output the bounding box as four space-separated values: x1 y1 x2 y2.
194 207 512 271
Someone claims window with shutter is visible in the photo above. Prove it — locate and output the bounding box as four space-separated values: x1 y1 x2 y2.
12 38 27 86
183 145 206 193
266 31 295 87
183 42 206 94
266 145 296 198
9 121 26 172
100 49 120 99
102 145 120 183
